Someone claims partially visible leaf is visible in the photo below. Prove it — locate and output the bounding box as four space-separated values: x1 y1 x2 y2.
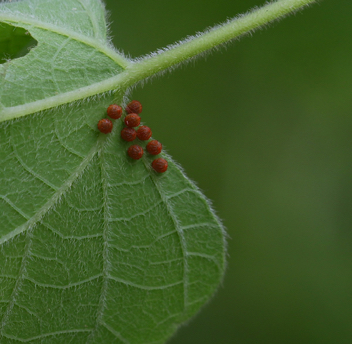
0 0 126 111
0 0 226 343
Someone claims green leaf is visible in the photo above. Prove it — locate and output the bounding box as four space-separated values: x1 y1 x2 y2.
0 0 226 343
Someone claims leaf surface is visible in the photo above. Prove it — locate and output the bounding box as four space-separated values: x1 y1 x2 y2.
0 1 226 343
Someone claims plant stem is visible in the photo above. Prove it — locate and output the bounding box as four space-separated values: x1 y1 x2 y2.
0 0 317 122
124 0 317 86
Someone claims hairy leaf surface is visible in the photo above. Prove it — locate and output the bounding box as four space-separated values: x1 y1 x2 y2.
0 0 226 343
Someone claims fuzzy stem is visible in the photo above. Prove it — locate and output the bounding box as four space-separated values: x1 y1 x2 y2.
124 0 317 85
0 0 317 122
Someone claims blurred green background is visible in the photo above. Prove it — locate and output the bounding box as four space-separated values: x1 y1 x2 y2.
105 1 352 343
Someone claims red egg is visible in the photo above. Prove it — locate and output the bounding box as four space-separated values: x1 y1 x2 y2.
126 100 143 114
127 145 144 160
152 158 168 173
121 127 137 142
97 119 113 134
136 126 152 141
146 140 162 155
107 104 122 119
124 113 141 128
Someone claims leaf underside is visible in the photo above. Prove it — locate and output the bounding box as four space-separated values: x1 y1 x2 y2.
0 1 226 343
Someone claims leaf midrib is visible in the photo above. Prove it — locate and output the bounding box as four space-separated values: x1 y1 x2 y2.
86 139 111 343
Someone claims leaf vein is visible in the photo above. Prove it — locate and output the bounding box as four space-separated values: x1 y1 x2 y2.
108 200 163 222
40 220 103 240
85 141 111 343
143 157 189 315
11 137 59 191
1 329 94 342
23 274 103 289
107 275 183 291
0 142 100 244
100 321 130 344
0 195 30 220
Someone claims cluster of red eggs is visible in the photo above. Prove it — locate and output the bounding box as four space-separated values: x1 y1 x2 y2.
97 100 168 173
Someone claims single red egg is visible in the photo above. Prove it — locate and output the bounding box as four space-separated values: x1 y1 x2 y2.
136 126 152 141
97 119 113 134
127 145 144 160
124 113 141 128
152 158 168 173
121 127 137 142
126 100 143 114
146 140 162 155
107 104 123 119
